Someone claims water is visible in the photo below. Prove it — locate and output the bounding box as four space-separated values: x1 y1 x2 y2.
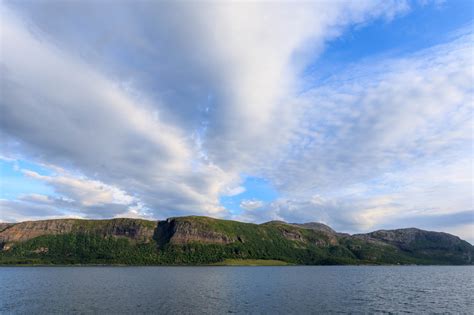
1 266 473 314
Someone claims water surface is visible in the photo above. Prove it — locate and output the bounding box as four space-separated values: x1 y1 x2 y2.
1 266 473 314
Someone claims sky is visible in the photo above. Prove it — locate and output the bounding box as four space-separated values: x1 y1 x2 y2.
0 0 473 242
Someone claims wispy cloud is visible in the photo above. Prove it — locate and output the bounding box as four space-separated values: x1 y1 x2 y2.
240 31 473 240
0 1 472 242
240 199 264 211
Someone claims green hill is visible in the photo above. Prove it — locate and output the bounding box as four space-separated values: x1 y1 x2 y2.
0 216 472 265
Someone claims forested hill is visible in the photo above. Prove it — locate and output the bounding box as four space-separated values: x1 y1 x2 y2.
0 216 472 265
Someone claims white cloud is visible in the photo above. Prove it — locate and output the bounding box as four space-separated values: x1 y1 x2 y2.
240 199 264 211
0 4 237 218
0 1 409 220
189 1 411 172
237 30 473 240
0 1 472 242
269 31 473 195
222 186 246 197
22 169 136 208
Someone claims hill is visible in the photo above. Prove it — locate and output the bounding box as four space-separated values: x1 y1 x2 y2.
0 216 472 265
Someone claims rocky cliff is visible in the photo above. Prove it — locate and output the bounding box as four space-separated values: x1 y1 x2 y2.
155 217 236 246
0 218 156 250
0 216 472 265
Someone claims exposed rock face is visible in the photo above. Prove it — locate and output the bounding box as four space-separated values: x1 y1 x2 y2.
262 221 338 246
0 223 15 233
155 218 235 246
0 220 76 245
77 218 156 243
1 216 472 265
0 218 156 250
355 228 467 250
280 228 304 242
290 222 339 246
291 222 336 234
355 228 474 264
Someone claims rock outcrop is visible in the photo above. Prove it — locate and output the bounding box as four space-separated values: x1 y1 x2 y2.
155 217 235 246
0 220 76 245
291 222 336 234
0 218 156 249
355 228 474 264
0 223 15 233
355 228 469 250
1 216 472 265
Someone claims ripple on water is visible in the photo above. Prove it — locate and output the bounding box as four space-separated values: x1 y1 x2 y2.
0 266 473 314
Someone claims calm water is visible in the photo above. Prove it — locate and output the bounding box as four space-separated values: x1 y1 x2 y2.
1 266 473 314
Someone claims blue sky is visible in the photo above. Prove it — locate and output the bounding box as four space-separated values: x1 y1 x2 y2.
220 176 279 215
0 1 473 242
0 158 54 199
304 0 473 83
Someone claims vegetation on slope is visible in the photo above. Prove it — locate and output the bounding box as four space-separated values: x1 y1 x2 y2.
0 216 472 265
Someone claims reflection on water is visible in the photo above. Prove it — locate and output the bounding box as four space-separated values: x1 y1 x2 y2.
1 266 473 314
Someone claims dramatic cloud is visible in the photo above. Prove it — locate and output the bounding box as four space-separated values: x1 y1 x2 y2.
0 3 236 218
0 1 472 242
0 1 408 216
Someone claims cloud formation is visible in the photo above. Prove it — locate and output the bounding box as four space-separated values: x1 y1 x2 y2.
238 30 473 240
0 1 472 242
0 1 407 214
240 199 264 211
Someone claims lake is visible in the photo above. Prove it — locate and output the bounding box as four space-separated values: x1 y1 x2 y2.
1 266 473 314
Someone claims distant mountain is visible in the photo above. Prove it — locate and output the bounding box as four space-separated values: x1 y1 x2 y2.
0 216 472 265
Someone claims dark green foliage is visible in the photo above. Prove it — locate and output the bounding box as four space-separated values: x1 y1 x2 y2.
0 234 160 265
0 234 384 265
0 232 359 265
0 217 472 265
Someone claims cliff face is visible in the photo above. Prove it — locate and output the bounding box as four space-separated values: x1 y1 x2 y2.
0 218 156 249
0 220 76 246
0 216 472 265
0 223 15 233
155 218 236 246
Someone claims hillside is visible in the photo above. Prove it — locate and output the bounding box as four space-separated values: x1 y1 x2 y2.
0 216 472 265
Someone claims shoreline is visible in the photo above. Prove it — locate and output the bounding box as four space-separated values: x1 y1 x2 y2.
1 263 471 267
